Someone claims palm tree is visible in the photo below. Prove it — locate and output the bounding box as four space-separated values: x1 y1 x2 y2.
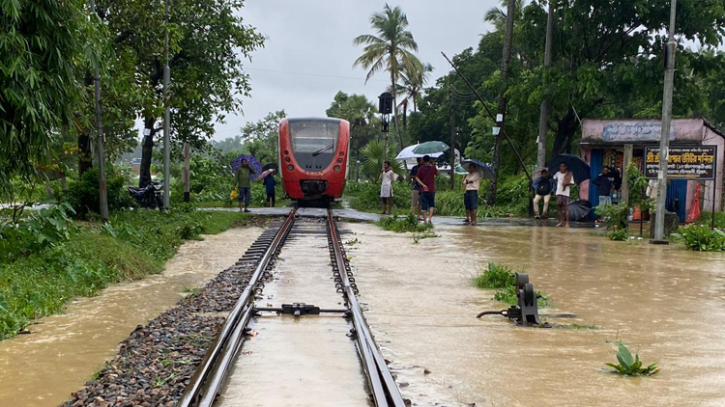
485 0 526 29
353 4 423 151
392 63 434 113
361 139 404 183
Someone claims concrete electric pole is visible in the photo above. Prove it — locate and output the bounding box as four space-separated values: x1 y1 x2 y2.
536 0 555 171
653 0 678 243
90 0 108 221
162 0 171 209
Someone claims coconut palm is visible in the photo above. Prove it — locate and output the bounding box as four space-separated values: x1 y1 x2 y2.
360 139 404 183
392 63 434 113
485 0 527 29
353 4 423 150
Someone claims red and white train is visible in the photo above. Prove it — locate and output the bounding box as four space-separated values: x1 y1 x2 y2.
278 118 350 203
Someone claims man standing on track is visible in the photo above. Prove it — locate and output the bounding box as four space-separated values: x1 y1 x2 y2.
410 157 422 220
415 155 438 224
234 159 255 213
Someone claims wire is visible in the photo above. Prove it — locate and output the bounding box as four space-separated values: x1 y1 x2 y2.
245 67 389 83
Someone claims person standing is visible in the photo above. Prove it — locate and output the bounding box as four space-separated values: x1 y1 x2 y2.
380 161 396 215
532 169 555 219
415 155 438 224
263 170 277 207
592 166 614 206
234 159 255 213
463 163 482 225
553 162 575 227
410 157 423 219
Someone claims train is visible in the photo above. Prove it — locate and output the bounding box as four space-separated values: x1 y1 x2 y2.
278 117 351 203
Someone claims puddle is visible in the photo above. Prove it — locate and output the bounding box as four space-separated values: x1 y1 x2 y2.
0 227 263 407
219 222 371 407
345 223 725 407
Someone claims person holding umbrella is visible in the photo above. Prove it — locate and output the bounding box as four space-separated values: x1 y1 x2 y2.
234 159 256 213
463 163 482 225
262 169 277 207
553 162 575 227
532 169 555 219
415 155 438 224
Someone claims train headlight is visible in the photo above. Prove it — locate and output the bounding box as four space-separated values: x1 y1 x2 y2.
284 150 289 155
285 157 291 163
333 166 341 173
337 158 343 164
287 165 294 171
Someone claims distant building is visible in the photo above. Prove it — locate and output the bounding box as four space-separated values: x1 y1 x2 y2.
580 118 724 221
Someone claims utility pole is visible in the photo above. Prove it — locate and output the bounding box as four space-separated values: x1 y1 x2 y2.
90 0 108 221
162 0 171 209
449 86 456 190
536 0 555 171
182 142 191 202
488 0 516 205
379 92 394 169
653 0 678 243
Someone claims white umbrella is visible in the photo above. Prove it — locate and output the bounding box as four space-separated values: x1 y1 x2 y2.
395 144 445 161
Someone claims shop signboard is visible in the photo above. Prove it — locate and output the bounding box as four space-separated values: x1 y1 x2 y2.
643 146 717 180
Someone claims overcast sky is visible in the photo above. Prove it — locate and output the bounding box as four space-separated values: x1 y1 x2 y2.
208 0 501 140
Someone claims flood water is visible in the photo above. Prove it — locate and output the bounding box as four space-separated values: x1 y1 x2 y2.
345 223 725 407
0 227 263 407
219 221 371 407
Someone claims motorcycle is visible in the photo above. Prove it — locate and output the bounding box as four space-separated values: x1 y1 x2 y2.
128 181 164 209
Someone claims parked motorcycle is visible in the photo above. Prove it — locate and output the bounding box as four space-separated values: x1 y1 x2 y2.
128 181 163 209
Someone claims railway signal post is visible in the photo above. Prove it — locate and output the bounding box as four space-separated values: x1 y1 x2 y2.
379 92 394 163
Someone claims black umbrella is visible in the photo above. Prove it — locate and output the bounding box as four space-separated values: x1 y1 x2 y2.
547 154 591 184
567 200 593 221
262 163 278 172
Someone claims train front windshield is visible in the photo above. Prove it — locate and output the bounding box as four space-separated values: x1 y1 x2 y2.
289 119 340 172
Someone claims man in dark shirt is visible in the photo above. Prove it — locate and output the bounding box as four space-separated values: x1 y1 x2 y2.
593 166 614 206
410 158 422 219
263 171 277 207
415 155 438 224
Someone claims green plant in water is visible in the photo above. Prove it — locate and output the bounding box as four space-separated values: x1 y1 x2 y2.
608 229 629 241
473 262 516 289
376 214 431 233
671 225 725 252
606 342 660 377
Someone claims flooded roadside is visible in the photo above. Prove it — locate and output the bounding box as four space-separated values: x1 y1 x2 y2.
0 227 263 407
345 223 725 407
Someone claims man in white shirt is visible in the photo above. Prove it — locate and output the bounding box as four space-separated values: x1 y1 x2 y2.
463 163 482 225
553 162 575 227
380 161 396 215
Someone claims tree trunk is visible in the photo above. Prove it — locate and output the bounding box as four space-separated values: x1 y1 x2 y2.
552 107 579 157
391 69 405 151
78 131 93 177
139 117 156 188
487 0 516 206
182 142 191 202
536 0 555 170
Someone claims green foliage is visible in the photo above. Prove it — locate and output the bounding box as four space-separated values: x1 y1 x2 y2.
326 92 379 158
0 209 251 339
606 342 660 377
698 212 725 229
63 168 135 218
608 229 629 241
0 203 77 262
672 225 725 252
473 262 516 289
596 203 630 231
376 214 431 233
360 140 406 182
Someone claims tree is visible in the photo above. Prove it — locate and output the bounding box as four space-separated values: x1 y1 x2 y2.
353 4 423 152
96 0 264 187
0 0 93 191
360 139 404 182
239 110 287 166
392 63 434 113
485 0 527 30
326 91 380 159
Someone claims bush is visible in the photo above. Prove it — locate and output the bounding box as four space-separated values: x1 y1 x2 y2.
672 225 725 252
0 203 77 262
63 168 135 218
495 174 530 215
473 262 516 289
608 229 629 241
606 342 660 377
596 203 629 231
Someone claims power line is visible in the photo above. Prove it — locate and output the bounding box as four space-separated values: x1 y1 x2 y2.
245 67 389 83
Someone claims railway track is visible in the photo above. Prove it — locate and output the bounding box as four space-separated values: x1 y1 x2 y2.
176 208 405 407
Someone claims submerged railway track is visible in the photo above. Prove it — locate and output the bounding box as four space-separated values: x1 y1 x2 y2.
176 208 405 407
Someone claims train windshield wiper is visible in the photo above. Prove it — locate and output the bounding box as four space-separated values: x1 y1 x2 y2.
311 145 334 157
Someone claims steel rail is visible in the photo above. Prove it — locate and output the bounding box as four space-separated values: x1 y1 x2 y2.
326 210 406 407
176 208 297 407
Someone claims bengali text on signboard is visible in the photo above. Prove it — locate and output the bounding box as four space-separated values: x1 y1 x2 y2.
644 146 717 180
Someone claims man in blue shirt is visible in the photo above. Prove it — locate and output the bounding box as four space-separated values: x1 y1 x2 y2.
263 170 277 207
409 158 422 219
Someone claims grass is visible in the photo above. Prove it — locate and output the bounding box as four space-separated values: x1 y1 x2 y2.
376 214 432 233
472 262 552 308
0 209 254 340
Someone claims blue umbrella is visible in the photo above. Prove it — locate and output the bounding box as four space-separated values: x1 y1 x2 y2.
461 159 495 180
547 154 590 184
232 154 263 179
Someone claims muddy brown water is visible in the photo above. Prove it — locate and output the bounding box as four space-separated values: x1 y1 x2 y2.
0 227 263 407
219 221 371 407
345 223 725 407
